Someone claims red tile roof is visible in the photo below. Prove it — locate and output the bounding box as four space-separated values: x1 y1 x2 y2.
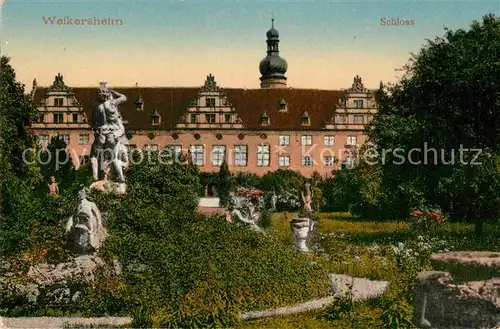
33 86 345 131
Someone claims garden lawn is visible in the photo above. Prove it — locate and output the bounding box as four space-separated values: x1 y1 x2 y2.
240 212 500 329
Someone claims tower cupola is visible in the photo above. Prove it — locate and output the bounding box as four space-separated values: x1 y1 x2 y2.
259 18 288 89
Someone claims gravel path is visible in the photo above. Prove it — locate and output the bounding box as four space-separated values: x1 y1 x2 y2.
0 317 132 328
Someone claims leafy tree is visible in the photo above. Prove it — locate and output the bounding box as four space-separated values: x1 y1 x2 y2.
38 136 75 194
217 160 231 206
0 56 39 182
0 56 45 255
369 15 500 233
261 170 305 211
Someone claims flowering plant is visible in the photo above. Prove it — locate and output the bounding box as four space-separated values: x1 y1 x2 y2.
409 206 446 233
235 187 264 200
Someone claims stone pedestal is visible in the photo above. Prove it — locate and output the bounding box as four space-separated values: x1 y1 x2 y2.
414 251 500 329
290 217 311 252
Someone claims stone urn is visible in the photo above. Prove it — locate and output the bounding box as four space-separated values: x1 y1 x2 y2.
290 217 311 252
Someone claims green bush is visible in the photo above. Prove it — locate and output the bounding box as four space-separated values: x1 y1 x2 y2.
98 160 329 328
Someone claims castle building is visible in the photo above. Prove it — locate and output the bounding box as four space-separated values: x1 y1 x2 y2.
29 21 377 177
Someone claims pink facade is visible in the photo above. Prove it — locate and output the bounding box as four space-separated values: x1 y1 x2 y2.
28 24 377 177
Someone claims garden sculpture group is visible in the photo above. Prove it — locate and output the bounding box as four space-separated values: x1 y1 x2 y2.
227 187 264 232
26 82 127 292
89 82 129 195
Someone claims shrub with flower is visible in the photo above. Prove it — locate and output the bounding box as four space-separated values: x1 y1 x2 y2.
409 206 447 233
391 235 453 277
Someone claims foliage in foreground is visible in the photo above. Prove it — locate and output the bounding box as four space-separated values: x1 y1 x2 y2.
96 159 330 328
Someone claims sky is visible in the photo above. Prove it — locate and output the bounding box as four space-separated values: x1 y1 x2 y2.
0 0 499 90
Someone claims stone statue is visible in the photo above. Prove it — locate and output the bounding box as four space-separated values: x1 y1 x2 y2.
301 183 313 213
270 191 277 211
90 82 129 194
228 206 262 232
48 176 59 196
227 188 265 232
66 188 106 255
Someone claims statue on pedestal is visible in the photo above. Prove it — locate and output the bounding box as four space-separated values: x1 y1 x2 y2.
48 176 59 196
301 183 313 213
90 82 129 194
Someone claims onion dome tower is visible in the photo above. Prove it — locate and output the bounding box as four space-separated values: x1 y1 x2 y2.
259 18 288 88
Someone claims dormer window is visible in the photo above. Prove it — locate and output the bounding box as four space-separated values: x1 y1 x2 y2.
300 111 310 126
278 97 288 112
135 95 144 111
152 110 161 125
260 111 270 126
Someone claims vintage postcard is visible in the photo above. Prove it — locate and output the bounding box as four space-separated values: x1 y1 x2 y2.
0 1 499 328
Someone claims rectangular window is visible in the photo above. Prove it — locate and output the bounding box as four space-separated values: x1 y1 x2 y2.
324 136 335 146
301 135 312 146
72 113 78 123
54 98 64 107
353 115 364 124
39 134 49 148
144 144 158 151
278 155 290 167
190 145 204 166
302 156 313 167
190 113 198 123
279 135 290 146
162 145 182 164
347 136 357 146
152 116 160 125
205 113 216 123
257 144 270 167
59 134 70 145
234 145 248 166
211 145 226 166
78 134 89 145
166 145 182 156
335 115 345 124
323 156 334 167
206 98 216 107
354 100 364 108
225 113 232 123
53 113 64 123
343 157 355 169
38 113 45 123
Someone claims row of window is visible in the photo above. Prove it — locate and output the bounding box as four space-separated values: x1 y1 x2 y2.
283 135 357 146
334 114 367 124
39 113 81 124
38 134 90 147
189 113 233 124
136 144 343 168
